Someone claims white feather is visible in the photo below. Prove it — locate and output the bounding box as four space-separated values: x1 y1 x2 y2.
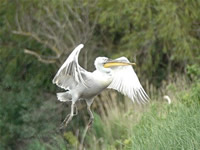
52 44 90 90
107 57 149 103
56 92 71 102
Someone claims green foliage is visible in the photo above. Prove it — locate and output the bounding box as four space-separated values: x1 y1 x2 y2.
0 1 59 148
27 135 67 150
181 82 200 106
63 131 78 146
92 113 106 138
84 77 200 150
130 103 200 150
95 0 200 85
181 63 200 105
187 64 200 81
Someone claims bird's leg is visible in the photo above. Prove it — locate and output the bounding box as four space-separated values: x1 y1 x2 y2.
74 104 78 116
65 101 75 125
60 101 75 129
62 114 70 124
87 105 94 127
62 104 77 124
86 99 94 127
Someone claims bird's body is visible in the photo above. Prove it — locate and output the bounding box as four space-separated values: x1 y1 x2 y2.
79 75 112 99
53 44 149 128
63 72 112 100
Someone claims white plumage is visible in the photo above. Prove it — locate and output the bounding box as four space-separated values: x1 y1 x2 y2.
53 44 149 128
107 57 149 104
53 44 90 90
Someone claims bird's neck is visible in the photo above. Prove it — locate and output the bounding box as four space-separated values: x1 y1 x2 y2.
96 65 111 74
93 68 113 86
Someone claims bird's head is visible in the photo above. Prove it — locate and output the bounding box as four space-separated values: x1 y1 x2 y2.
94 57 109 67
95 57 111 73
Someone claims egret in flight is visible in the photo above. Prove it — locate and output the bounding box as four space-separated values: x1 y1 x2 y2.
53 44 149 127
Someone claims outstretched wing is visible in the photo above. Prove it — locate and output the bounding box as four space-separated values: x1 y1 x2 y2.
52 44 90 90
107 57 149 104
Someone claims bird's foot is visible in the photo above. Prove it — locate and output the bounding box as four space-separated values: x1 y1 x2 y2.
87 118 94 128
59 114 73 129
62 114 70 124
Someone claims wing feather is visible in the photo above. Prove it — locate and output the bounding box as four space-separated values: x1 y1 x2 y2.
107 57 149 103
52 44 90 90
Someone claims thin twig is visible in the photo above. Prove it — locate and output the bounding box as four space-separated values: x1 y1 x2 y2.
24 49 56 64
12 30 60 55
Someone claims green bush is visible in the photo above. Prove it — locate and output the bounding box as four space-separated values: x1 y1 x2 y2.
95 0 200 86
187 64 200 81
129 103 200 150
84 76 200 150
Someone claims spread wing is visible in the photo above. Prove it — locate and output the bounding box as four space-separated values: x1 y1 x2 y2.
107 57 149 104
52 44 90 90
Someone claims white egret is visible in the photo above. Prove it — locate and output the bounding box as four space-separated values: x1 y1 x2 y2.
53 44 149 127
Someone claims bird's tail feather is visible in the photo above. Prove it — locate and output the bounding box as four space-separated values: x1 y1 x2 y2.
56 92 72 102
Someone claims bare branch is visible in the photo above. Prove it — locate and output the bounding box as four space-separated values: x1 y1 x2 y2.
15 11 22 31
13 0 99 65
12 30 60 56
24 49 57 64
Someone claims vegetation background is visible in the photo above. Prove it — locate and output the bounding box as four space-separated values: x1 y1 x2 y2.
0 0 200 149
